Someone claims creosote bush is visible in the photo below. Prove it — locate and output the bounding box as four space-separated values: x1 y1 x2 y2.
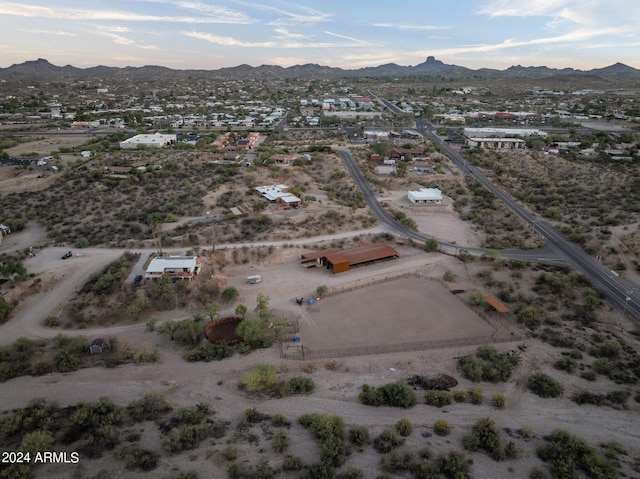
434 419 451 436
527 372 563 398
359 381 416 408
424 390 453 408
458 345 520 382
395 418 413 437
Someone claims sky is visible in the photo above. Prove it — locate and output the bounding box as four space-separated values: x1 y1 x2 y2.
1 0 639 71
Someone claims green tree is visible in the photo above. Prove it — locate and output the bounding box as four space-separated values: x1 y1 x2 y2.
203 302 221 322
157 320 180 340
316 285 329 297
235 304 248 318
235 317 272 349
254 293 270 318
221 286 239 303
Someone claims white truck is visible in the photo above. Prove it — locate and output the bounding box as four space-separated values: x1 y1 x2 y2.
247 275 262 284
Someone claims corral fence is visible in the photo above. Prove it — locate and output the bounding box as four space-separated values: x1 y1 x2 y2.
279 334 526 361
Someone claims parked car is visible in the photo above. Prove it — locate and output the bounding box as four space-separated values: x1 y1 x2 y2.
61 251 72 259
134 275 143 284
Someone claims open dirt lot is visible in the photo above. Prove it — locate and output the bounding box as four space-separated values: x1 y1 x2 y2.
299 277 494 349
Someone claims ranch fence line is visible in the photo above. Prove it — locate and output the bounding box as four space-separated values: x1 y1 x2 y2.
279 333 526 361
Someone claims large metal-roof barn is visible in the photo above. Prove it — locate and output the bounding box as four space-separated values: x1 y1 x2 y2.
301 244 399 274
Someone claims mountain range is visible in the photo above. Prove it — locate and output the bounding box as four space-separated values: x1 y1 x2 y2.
1 56 638 82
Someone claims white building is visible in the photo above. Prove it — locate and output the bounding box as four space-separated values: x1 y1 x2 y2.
408 188 443 205
255 185 302 208
463 128 546 138
119 133 177 149
145 256 201 280
466 137 527 150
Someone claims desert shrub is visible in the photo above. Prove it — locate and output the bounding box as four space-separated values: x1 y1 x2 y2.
529 467 547 479
381 450 414 473
395 418 413 437
349 425 370 447
492 394 507 409
185 343 234 362
458 345 520 382
299 413 349 468
307 462 335 479
238 362 278 392
572 391 604 406
132 343 159 363
282 455 303 471
221 286 239 303
19 430 54 455
288 375 315 394
504 441 521 459
437 451 470 478
606 390 631 404
373 429 405 453
239 407 271 427
443 270 457 282
527 373 563 398
537 429 617 479
359 381 416 408
462 417 505 461
44 315 60 327
468 389 483 404
272 414 289 427
580 371 597 381
127 392 173 422
162 424 209 453
554 357 577 374
336 467 364 479
590 340 622 358
53 349 81 373
424 390 453 408
272 430 290 453
31 361 52 376
434 419 451 436
222 446 237 461
114 444 159 471
453 390 467 402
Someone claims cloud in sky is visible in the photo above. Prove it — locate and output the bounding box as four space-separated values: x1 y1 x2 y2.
0 0 638 69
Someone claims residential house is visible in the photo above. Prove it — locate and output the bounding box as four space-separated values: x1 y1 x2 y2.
255 185 302 209
145 256 201 280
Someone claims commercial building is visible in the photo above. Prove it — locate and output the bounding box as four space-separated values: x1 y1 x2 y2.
119 133 177 149
408 188 443 205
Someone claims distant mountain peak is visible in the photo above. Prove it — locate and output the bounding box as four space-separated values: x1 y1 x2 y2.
0 57 638 81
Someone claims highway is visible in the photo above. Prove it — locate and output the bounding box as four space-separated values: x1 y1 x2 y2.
353 91 640 321
414 120 639 322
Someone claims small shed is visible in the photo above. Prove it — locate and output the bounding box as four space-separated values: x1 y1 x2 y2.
89 338 104 354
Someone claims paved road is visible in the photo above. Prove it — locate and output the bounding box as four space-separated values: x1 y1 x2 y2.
354 92 640 321
413 119 640 321
333 147 562 263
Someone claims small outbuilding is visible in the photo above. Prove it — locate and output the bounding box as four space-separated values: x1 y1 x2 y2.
89 338 104 354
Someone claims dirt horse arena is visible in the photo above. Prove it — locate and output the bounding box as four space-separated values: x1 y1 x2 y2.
295 276 497 351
